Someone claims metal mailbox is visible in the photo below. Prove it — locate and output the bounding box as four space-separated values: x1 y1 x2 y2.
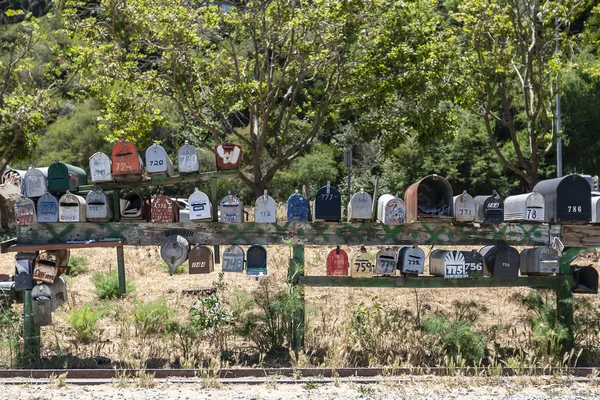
461 249 484 278
120 192 150 220
347 189 373 222
404 174 453 222
326 247 349 276
572 266 598 294
189 245 214 274
222 245 245 273
397 245 425 275
89 152 113 183
215 143 243 170
15 252 37 275
351 246 373 278
247 244 267 277
520 246 559 275
160 235 189 276
112 139 144 181
313 181 341 222
151 194 179 223
592 197 600 223
377 194 405 225
59 191 86 222
177 141 199 174
480 245 520 279
32 277 68 326
219 192 243 223
33 250 64 283
2 167 25 186
37 194 59 223
22 167 48 198
188 188 212 222
14 272 34 292
287 190 309 222
453 190 476 222
533 174 591 223
474 191 504 223
47 161 87 193
255 191 276 223
375 248 397 276
14 197 36 226
86 189 113 222
504 192 545 222
430 250 467 278
145 143 175 177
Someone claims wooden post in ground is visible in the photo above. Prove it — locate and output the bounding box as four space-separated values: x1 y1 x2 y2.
289 245 305 353
23 290 40 365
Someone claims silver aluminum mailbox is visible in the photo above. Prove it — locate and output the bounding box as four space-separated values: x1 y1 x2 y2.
592 196 600 223
89 152 113 183
86 188 113 222
177 141 199 174
22 167 48 198
219 192 243 223
255 191 276 223
59 191 86 223
375 248 397 276
520 246 559 275
222 245 245 273
145 144 175 177
14 197 36 226
504 192 545 222
453 190 476 222
188 188 212 222
160 235 189 276
377 194 405 225
37 194 59 223
350 246 374 278
347 189 372 222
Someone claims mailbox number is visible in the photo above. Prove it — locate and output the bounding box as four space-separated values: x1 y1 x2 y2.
223 256 244 271
40 203 56 213
487 203 500 209
466 262 482 271
407 259 422 266
259 211 271 216
568 205 583 213
16 213 34 225
115 162 132 172
354 260 372 272
526 208 542 220
88 205 101 212
320 194 335 201
191 261 206 269
377 259 395 274
445 263 467 276
502 262 511 268
150 159 164 166
179 154 197 165
458 208 472 215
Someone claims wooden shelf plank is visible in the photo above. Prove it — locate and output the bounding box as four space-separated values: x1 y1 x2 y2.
4 241 122 253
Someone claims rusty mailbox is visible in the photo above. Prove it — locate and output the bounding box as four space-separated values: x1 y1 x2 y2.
215 143 243 170
404 174 453 222
377 194 405 225
14 197 36 226
351 246 373 278
287 190 309 222
188 188 212 222
533 174 591 223
397 245 425 275
86 188 113 222
37 193 59 223
504 192 545 222
480 245 520 279
32 278 67 326
33 250 67 283
59 191 87 222
326 247 349 276
112 139 144 181
189 245 214 274
375 248 397 276
255 191 276 223
160 235 189 276
22 167 48 198
453 190 476 222
313 181 341 222
520 246 559 275
247 245 267 277
474 191 504 223
151 194 179 223
89 152 113 183
222 245 245 273
572 266 598 294
462 249 484 278
145 143 175 177
120 192 150 220
592 197 600 223
177 141 199 174
430 250 467 278
219 192 243 223
347 189 373 222
47 161 87 193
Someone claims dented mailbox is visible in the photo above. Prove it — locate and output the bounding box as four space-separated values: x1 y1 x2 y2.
504 192 545 222
47 161 87 193
255 191 276 223
14 197 36 226
219 192 243 223
160 235 189 276
404 174 453 222
22 167 48 198
474 191 504 223
145 144 175 177
453 190 476 222
347 189 373 222
189 245 214 274
120 192 150 220
480 245 520 279
33 251 63 283
177 141 199 174
215 143 243 170
37 194 59 223
375 248 397 276
326 247 349 276
188 188 212 222
247 245 267 277
533 174 591 223
222 245 245 273
351 246 373 278
86 189 113 222
520 246 559 275
377 194 405 225
59 191 86 222
397 246 425 275
89 152 113 183
151 194 179 223
287 190 309 222
112 139 144 181
430 250 467 278
313 181 341 222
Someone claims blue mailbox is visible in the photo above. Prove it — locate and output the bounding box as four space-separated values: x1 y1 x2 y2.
246 245 268 277
287 190 309 222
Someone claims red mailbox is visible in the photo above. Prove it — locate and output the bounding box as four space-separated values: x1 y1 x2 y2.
215 143 243 170
326 247 349 276
151 194 179 223
111 139 144 181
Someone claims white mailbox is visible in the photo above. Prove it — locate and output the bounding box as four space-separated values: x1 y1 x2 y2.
219 192 243 223
504 192 545 222
347 189 372 222
86 188 113 221
430 250 467 278
255 191 276 223
14 197 37 226
592 197 600 223
188 188 212 222
177 141 199 174
145 144 175 176
22 167 48 198
89 152 113 183
375 248 397 276
377 194 405 225
59 191 86 222
37 194 59 223
453 190 476 222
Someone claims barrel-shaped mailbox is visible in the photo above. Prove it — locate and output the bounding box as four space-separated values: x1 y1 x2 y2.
572 266 598 294
177 141 199 174
222 245 245 273
404 174 453 222
287 190 309 222
474 191 504 223
189 245 214 274
47 161 87 193
313 181 341 222
326 247 349 276
520 246 559 275
351 246 373 278
89 152 113 183
377 194 405 225
219 193 243 223
533 174 591 223
504 192 545 222
112 139 144 181
86 189 113 222
215 143 243 170
453 190 476 222
375 248 397 276
151 194 179 223
14 197 36 226
37 194 59 223
592 197 600 223
347 190 372 222
160 235 189 276
247 245 267 277
462 249 484 278
145 144 175 177
255 192 276 223
188 188 212 222
2 168 25 185
59 191 86 222
120 192 150 220
22 167 48 198
480 245 520 279
397 246 425 275
430 250 468 278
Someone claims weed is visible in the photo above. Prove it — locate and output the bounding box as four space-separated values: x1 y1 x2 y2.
198 356 222 388
67 303 105 344
421 314 486 365
92 270 134 299
158 260 186 274
522 291 568 360
65 255 88 276
357 384 375 395
135 370 156 388
133 299 175 336
303 381 318 390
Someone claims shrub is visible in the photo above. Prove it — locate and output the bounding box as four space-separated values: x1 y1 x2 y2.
67 304 105 343
66 255 88 276
421 314 486 365
91 270 134 299
133 299 175 336
522 291 569 359
158 261 187 275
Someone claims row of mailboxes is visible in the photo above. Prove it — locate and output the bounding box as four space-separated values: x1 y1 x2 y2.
21 163 87 198
325 246 426 277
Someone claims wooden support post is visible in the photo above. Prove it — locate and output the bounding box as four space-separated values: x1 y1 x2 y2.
117 245 126 295
211 177 220 264
289 245 305 353
23 290 40 365
112 190 120 222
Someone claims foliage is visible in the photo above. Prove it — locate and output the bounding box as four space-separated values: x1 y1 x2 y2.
158 261 186 275
91 270 134 299
189 294 234 351
65 255 87 277
67 303 105 344
0 301 22 367
421 314 486 365
521 291 569 359
133 299 175 337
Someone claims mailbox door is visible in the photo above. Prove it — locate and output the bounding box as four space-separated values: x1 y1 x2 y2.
23 168 48 198
86 189 113 221
33 251 58 283
592 197 600 223
255 195 276 222
375 248 397 276
222 245 245 273
287 192 309 222
326 248 349 276
160 235 189 276
152 194 178 223
378 195 405 225
59 193 86 222
398 246 425 275
188 189 212 221
351 249 373 278
483 193 504 223
348 191 372 222
314 184 341 222
37 194 59 223
482 245 519 279
462 250 484 278
178 144 199 173
146 144 174 176
215 143 243 170
2 168 25 185
453 191 476 222
431 250 467 278
112 140 143 180
247 245 267 276
189 245 214 274
14 197 37 226
89 152 113 183
524 192 545 221
219 194 243 223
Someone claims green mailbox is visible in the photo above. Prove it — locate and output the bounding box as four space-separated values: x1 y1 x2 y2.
47 161 88 193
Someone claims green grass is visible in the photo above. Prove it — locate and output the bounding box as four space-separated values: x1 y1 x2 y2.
158 261 187 275
91 270 134 299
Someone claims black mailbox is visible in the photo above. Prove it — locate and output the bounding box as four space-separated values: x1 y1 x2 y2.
404 174 453 222
247 245 267 277
461 250 484 278
572 266 598 294
533 174 591 223
474 191 504 223
313 181 341 222
480 245 520 279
